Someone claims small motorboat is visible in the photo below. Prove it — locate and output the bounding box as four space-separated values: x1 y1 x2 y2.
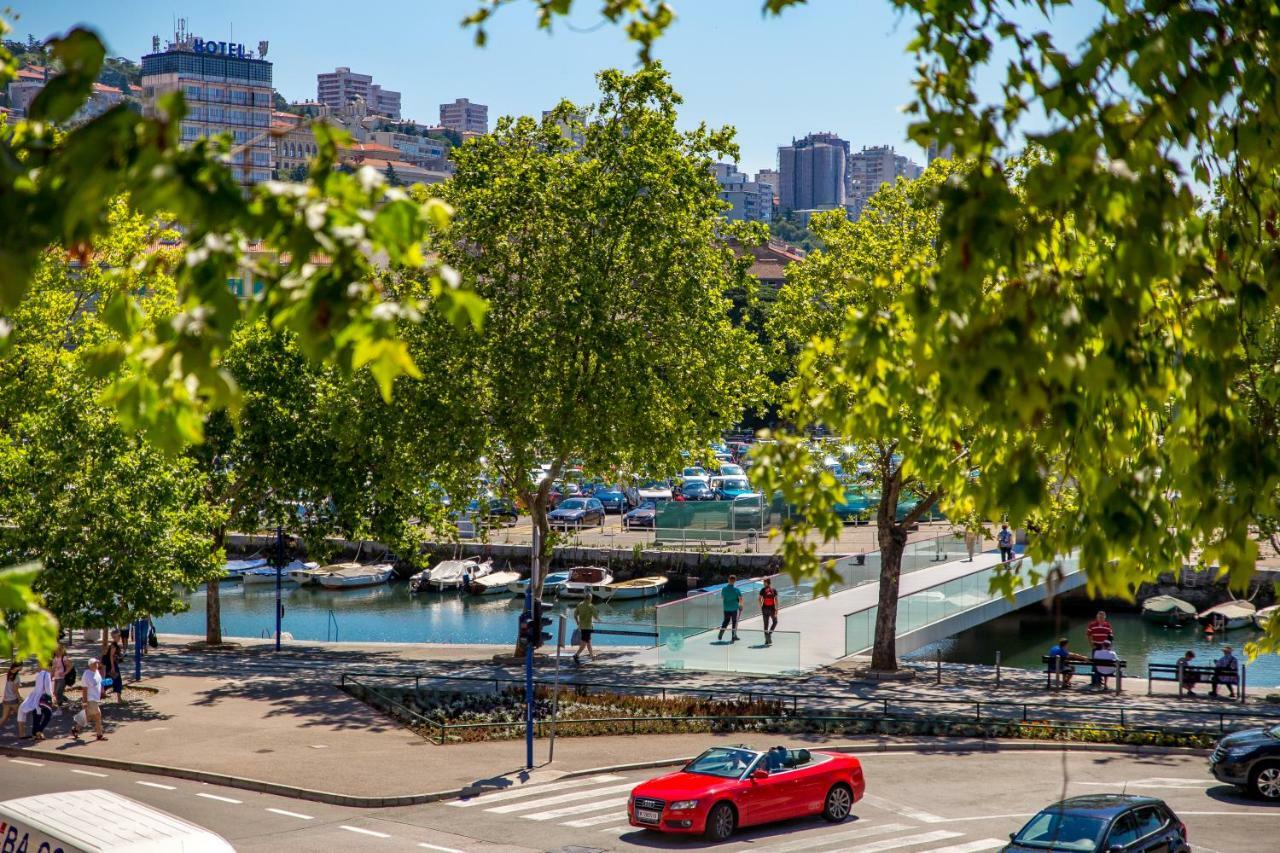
592 576 669 601
315 562 395 590
467 571 522 595
509 571 570 596
1253 604 1279 630
242 559 317 586
559 566 612 598
1141 595 1197 626
1198 600 1257 632
419 558 493 591
289 563 328 586
220 558 268 582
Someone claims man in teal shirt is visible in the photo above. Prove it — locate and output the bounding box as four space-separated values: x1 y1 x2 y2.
717 575 743 643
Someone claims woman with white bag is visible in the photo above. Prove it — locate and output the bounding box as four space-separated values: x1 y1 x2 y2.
17 661 53 742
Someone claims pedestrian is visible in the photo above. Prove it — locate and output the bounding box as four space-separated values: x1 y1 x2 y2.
1 662 21 735
103 630 124 704
145 616 158 654
759 578 779 646
717 575 743 643
963 528 978 562
51 644 71 708
1211 646 1239 699
572 597 598 665
17 661 53 742
1178 650 1200 696
1091 640 1119 691
1046 637 1089 688
1085 610 1114 687
72 658 107 741
997 523 1015 562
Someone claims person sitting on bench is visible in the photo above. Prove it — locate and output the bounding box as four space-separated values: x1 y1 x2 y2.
1092 639 1119 689
1211 646 1239 698
1047 637 1090 688
1179 650 1200 696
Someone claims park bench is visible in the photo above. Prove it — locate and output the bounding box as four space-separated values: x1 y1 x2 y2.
1042 654 1128 694
1147 661 1246 701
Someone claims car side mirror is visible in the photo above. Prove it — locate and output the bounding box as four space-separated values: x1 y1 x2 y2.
752 768 769 780
1008 833 1016 842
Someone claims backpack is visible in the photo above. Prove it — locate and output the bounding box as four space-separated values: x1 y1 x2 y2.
65 663 77 687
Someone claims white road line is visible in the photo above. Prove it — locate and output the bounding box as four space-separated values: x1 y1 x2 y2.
417 844 465 853
70 769 109 778
918 840 1006 853
525 797 629 821
565 811 632 828
340 825 390 838
862 794 948 824
265 807 314 820
196 793 242 804
848 830 964 852
10 759 45 767
1078 780 1211 789
748 822 909 853
940 813 1035 823
135 781 176 791
448 773 625 807
597 825 631 835
1177 811 1280 816
486 781 638 814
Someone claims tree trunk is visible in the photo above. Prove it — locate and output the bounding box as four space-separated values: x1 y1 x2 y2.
870 508 906 672
529 492 552 601
206 526 224 645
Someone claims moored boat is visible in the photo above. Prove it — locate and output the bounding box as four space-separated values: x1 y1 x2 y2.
220 558 268 582
1253 604 1279 630
509 571 570 596
559 566 612 598
468 571 522 595
315 562 395 590
591 576 669 601
1198 600 1257 632
419 558 493 591
1141 595 1197 626
242 560 317 586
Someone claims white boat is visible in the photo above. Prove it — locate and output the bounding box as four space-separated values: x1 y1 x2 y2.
315 562 395 590
220 558 268 582
1254 604 1279 630
419 558 493 591
559 566 612 598
591 575 669 601
289 563 328 586
509 571 571 596
467 571 522 595
243 560 317 586
1198 600 1257 631
1141 595 1197 626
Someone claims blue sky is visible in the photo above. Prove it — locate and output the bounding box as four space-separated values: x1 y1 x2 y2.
9 1 1097 175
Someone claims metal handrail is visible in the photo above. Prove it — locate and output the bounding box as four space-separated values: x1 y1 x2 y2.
325 609 339 642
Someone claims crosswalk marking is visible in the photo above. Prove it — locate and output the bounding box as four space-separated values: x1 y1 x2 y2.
862 794 948 824
565 811 631 828
448 774 624 807
917 840 1006 853
848 830 963 852
524 796 629 821
747 821 908 853
598 825 630 835
485 781 637 814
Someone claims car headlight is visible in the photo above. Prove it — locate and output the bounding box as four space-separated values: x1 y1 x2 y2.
669 800 699 811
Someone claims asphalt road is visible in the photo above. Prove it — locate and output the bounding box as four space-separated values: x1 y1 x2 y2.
2 749 1276 852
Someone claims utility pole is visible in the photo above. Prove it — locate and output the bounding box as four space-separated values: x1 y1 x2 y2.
524 523 540 770
275 525 285 651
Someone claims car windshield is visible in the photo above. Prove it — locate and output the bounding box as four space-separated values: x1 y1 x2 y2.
1013 810 1109 851
559 499 587 510
683 468 706 477
720 477 749 489
684 482 707 491
721 464 744 475
683 747 758 779
641 480 668 489
635 500 657 510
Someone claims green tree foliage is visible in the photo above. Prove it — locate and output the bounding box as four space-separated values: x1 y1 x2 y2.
767 211 821 255
434 66 767 596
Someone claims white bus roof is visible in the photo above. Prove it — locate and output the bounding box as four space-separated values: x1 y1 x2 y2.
0 789 234 852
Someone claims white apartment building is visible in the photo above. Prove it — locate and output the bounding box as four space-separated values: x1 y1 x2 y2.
846 145 923 219
712 163 773 224
439 98 488 134
316 66 401 119
367 130 449 169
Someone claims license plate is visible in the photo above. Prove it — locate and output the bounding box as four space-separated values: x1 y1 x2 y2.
637 808 662 823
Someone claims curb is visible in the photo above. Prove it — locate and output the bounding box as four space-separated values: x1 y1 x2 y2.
3 738 1211 808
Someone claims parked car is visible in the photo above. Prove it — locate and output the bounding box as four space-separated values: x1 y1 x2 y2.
1003 795 1188 852
467 496 519 526
548 497 605 529
593 487 630 513
833 485 874 521
681 466 711 485
711 475 753 500
628 745 864 841
1210 723 1280 800
718 462 745 477
680 480 716 501
623 499 660 529
631 479 674 503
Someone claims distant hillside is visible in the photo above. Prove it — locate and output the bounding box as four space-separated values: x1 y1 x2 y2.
5 37 141 93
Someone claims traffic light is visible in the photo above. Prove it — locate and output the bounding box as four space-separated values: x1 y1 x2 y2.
530 599 554 649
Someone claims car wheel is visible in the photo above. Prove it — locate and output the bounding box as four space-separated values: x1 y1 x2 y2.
704 802 736 841
1251 760 1280 801
822 783 853 822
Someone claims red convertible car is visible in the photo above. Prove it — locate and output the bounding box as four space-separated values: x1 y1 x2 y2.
628 745 865 841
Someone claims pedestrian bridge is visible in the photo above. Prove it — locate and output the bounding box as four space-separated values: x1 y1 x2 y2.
635 533 1085 675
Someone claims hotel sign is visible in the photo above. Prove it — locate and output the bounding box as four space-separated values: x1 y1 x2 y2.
193 38 249 58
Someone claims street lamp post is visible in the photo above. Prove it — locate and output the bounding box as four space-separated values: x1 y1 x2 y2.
524 523 540 770
274 525 284 652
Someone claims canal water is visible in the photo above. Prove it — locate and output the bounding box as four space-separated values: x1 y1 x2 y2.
906 606 1280 688
156 580 670 646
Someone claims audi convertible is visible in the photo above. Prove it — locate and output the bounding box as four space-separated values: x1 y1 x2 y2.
627 745 865 841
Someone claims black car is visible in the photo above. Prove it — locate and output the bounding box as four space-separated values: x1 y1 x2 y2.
1004 795 1188 852
593 487 629 513
1210 722 1280 800
623 499 659 529
680 480 716 501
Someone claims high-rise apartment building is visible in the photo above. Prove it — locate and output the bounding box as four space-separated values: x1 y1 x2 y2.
439 98 488 135
712 163 773 224
777 132 849 213
316 67 402 119
142 26 274 187
846 145 923 219
927 139 954 163
754 169 780 199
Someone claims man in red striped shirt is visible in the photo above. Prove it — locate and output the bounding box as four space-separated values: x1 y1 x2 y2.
1085 611 1114 688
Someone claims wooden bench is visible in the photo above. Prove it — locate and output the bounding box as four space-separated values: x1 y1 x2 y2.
1147 661 1246 701
1042 654 1128 693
